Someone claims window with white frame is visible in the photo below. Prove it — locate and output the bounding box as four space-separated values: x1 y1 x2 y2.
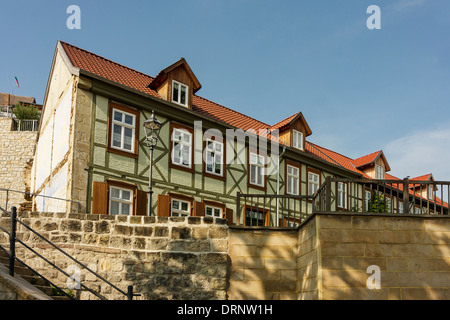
376 165 384 180
398 201 404 214
171 199 191 217
249 152 265 187
365 190 372 212
292 130 304 150
172 80 188 107
109 186 133 215
337 182 347 209
172 128 192 168
385 197 392 213
286 165 300 195
205 205 223 218
111 108 136 153
428 185 434 200
205 139 224 176
308 171 320 195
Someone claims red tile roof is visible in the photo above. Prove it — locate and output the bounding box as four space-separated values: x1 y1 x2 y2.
352 151 381 168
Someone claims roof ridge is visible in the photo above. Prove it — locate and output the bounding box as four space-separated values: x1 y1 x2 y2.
60 41 155 81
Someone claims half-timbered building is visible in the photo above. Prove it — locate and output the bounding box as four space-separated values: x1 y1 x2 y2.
29 41 447 226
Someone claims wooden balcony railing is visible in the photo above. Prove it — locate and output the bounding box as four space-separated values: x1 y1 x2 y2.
236 177 449 228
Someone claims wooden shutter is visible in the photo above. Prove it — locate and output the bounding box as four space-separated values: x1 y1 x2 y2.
134 190 148 216
193 201 205 217
225 208 233 226
157 194 171 217
92 181 108 215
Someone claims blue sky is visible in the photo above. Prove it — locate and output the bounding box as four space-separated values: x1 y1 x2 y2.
1 0 450 180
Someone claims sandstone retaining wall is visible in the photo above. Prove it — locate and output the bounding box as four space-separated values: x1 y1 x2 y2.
0 212 229 300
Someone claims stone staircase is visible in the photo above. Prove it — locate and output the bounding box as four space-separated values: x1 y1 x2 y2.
0 250 73 300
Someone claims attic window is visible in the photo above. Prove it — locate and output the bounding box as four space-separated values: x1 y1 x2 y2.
172 80 188 107
292 130 304 150
376 165 384 180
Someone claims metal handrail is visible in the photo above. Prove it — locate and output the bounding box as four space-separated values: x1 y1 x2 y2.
0 188 80 214
0 206 139 300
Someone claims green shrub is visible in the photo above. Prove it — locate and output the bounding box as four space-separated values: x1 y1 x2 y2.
13 103 40 120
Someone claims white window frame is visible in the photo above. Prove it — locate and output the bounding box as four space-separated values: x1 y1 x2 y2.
337 182 347 209
111 108 136 153
249 152 265 187
398 201 404 214
365 190 372 212
172 128 193 168
171 198 191 217
172 80 189 107
205 205 223 218
428 185 434 200
205 139 224 177
286 165 300 195
376 165 384 180
109 186 133 215
308 171 320 195
292 129 304 150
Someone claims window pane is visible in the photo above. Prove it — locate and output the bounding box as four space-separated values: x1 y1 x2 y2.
113 124 122 147
124 127 133 150
181 202 189 211
111 187 120 199
114 111 123 122
121 203 130 215
110 201 120 215
122 190 131 201
173 83 179 102
180 85 187 105
182 145 190 166
124 114 134 125
172 200 180 210
206 207 212 216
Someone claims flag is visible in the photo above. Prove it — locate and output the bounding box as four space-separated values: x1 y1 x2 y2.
14 76 20 88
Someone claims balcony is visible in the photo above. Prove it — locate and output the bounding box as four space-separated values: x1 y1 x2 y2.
236 177 449 227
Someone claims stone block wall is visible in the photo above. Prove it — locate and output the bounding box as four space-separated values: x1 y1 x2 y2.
0 212 229 300
317 214 450 300
0 211 449 300
0 117 37 210
297 218 319 299
228 227 298 299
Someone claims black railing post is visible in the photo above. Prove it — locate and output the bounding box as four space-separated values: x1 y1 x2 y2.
9 206 17 277
127 285 134 300
403 178 409 214
325 177 332 212
236 192 241 226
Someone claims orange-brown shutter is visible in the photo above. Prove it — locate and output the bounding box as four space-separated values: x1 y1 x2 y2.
225 208 233 226
92 181 108 215
157 194 171 217
134 190 148 216
193 201 205 217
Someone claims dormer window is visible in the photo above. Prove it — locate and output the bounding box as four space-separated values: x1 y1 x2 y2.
172 80 188 107
293 129 304 150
